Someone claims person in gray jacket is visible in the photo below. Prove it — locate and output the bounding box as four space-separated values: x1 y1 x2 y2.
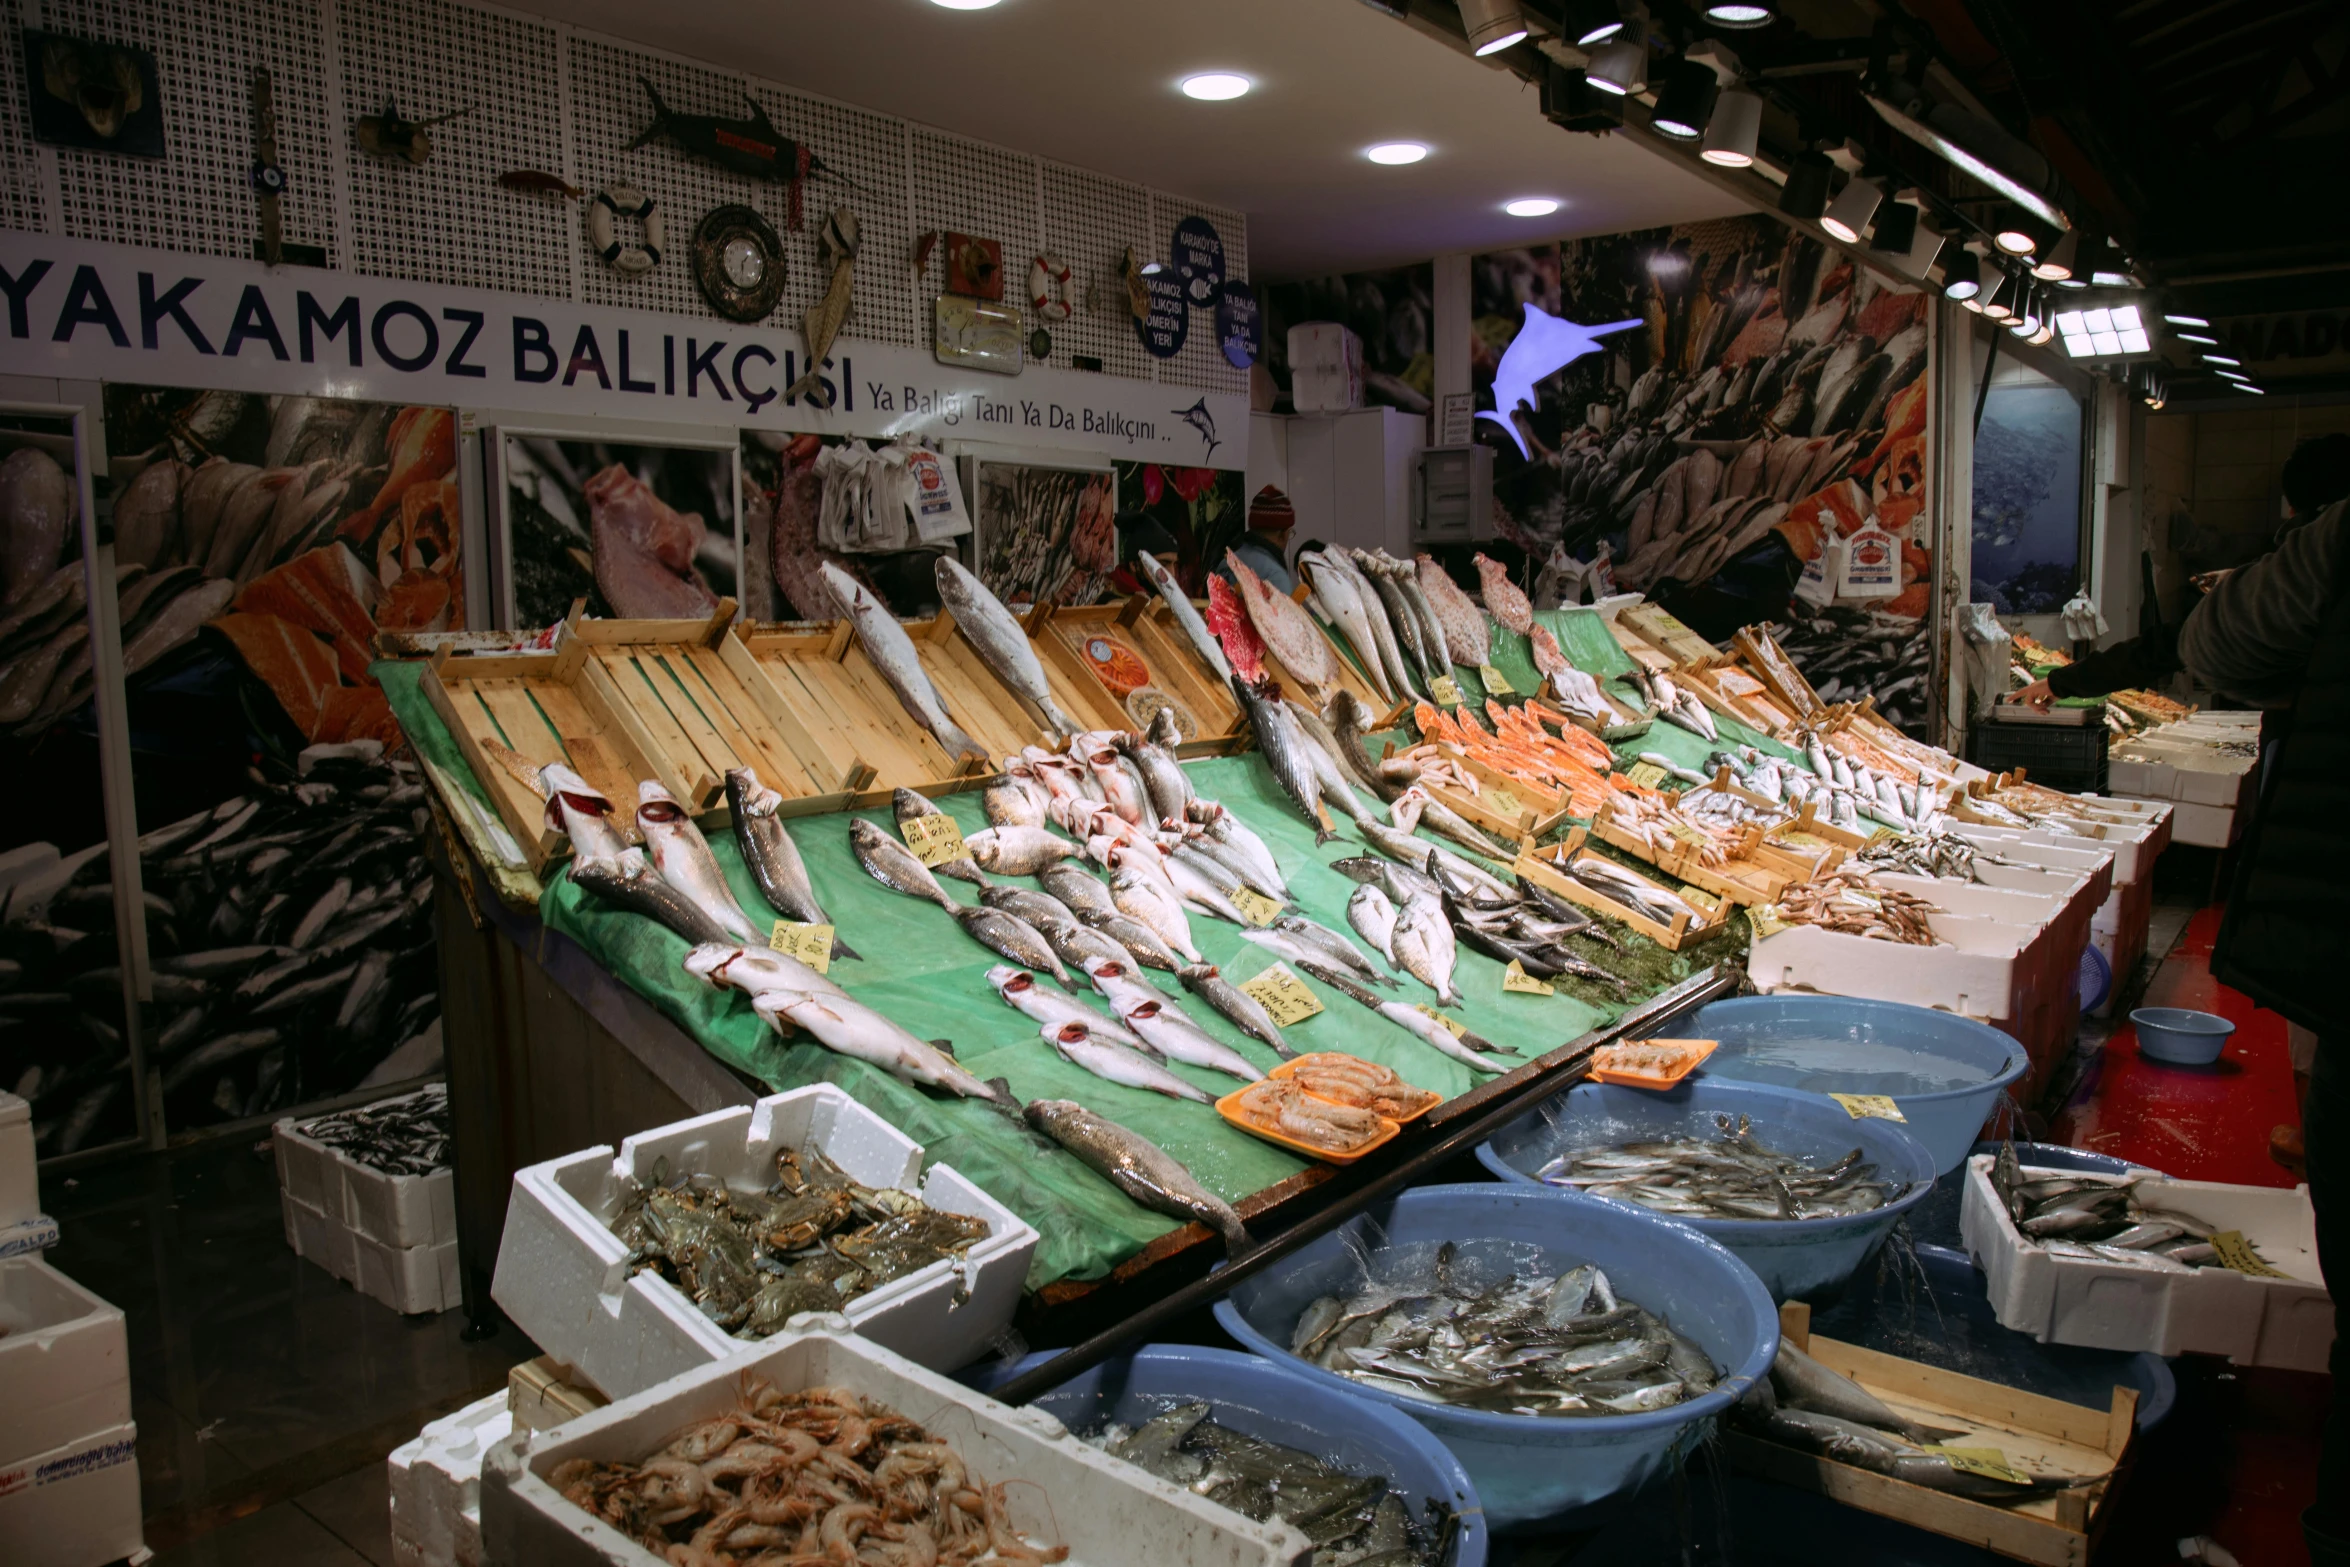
2179 498 2344 706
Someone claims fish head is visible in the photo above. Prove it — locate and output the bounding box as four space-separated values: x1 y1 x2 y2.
683 944 741 985
725 767 781 817
985 964 1031 996
850 818 889 848
537 762 604 805
1050 1021 1091 1045
892 787 931 818
1125 999 1162 1022
1083 956 1127 982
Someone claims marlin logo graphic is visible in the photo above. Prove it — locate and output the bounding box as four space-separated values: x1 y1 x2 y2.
1479 305 1644 458
1174 397 1221 460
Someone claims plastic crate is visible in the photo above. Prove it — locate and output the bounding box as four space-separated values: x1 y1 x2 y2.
1966 715 2109 793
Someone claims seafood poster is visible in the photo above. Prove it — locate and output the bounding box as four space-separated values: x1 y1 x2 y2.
499 435 736 629
1971 380 2085 614
1473 215 1937 730
974 462 1117 610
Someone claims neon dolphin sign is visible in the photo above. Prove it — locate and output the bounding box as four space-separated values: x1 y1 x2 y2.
1478 303 1644 458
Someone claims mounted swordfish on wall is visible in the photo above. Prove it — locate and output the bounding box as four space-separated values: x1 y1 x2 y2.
629 78 854 228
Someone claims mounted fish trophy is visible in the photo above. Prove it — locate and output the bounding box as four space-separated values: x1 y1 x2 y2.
353 98 477 165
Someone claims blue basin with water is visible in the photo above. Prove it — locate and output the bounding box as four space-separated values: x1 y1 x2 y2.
1212 1184 1779 1531
964 1345 1487 1567
1685 996 2028 1176
1476 1079 1937 1303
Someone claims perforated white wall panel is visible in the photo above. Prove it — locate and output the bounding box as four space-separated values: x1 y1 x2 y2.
0 0 1246 394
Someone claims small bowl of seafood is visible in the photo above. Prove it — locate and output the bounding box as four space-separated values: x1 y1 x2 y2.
1478 1078 1936 1302
965 1344 1487 1567
1212 1183 1779 1530
1683 995 2027 1175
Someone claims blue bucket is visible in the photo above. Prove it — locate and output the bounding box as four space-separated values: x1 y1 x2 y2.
1476 1079 1937 1303
2132 1007 2234 1066
964 1345 1487 1567
1685 996 2028 1176
1211 1184 1779 1531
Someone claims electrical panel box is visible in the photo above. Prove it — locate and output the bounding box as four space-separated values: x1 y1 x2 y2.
1414 444 1495 545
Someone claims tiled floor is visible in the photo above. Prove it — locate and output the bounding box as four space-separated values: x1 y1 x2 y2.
40 1130 535 1564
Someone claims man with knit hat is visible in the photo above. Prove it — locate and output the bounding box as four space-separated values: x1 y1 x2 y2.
1216 484 1298 594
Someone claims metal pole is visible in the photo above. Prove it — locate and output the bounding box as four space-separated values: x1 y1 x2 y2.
991 964 1741 1406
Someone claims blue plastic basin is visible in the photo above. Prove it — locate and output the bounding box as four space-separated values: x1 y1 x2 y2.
2132 1007 2234 1066
1683 996 2028 1176
1476 1079 1937 1303
964 1345 1487 1567
1211 1184 1779 1532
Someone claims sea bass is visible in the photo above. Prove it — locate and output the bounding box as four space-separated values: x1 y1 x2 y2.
848 817 958 911
892 788 989 886
727 767 857 960
984 964 1144 1050
1024 1098 1254 1254
1117 996 1265 1083
820 561 985 762
637 782 765 944
1298 550 1393 703
1043 1020 1213 1102
1136 551 1232 684
569 854 731 947
934 554 1079 738
683 941 847 1001
538 762 631 868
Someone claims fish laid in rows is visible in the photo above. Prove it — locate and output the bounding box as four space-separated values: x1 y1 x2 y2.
1303 966 1516 1074
891 787 988 886
725 766 857 961
933 554 1079 738
1137 551 1232 684
750 987 1017 1115
1176 964 1296 1058
1986 1145 2255 1271
820 561 986 763
849 817 959 911
984 963 1144 1050
1025 1097 1254 1255
1116 993 1265 1083
1044 1019 1213 1102
1535 1114 1905 1220
637 781 765 944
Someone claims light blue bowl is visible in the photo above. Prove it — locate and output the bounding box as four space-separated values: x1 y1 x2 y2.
1212 1184 1779 1532
1476 1079 1937 1303
1685 996 2029 1176
963 1345 1487 1567
2132 1007 2235 1066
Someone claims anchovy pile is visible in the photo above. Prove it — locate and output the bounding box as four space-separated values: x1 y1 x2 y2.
293 1084 449 1175
1855 831 1980 883
5 741 440 1156
1987 1146 2259 1272
1534 1113 1905 1221
1710 739 1954 838
1092 1402 1441 1567
1291 1241 1719 1418
609 1145 990 1339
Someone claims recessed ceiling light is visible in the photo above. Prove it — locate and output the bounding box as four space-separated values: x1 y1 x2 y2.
2174 332 2218 345
1180 73 1252 101
1366 142 1429 165
2204 354 2241 366
1705 3 1776 26
1505 198 1560 217
2165 313 2211 327
928 0 1001 8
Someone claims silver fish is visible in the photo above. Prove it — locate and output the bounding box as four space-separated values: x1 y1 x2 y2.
1114 732 1193 824
1284 698 1382 824
1024 1097 1252 1254
538 762 631 868
1324 549 1421 702
753 988 1013 1109
637 781 766 944
849 817 958 911
1269 914 1392 986
1112 866 1200 962
954 904 1072 984
934 554 1079 738
1357 553 1438 685
1159 851 1250 926
1043 1020 1213 1102
1039 863 1120 921
893 787 989 886
1136 552 1233 685
727 767 857 961
983 774 1049 828
682 942 848 1001
1389 891 1461 1006
1177 964 1295 1058
1347 883 1400 965
1186 800 1286 896
984 963 1145 1049
1298 550 1394 703
1308 965 1511 1073
569 853 732 946
1117 996 1265 1082
820 561 985 762
1230 677 1333 844
964 824 1083 876
1081 907 1186 971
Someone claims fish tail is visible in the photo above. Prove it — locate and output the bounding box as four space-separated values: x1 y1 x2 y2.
1216 1212 1258 1258
829 935 862 962
629 76 671 147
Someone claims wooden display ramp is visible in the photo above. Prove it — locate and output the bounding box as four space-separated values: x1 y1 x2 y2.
1026 596 1245 751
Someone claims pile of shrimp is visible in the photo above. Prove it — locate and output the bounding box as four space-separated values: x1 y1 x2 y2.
1412 700 1616 818
551 1379 1068 1567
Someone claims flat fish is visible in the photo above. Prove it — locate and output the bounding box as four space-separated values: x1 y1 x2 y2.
729 767 857 960
821 561 985 762
935 555 1079 738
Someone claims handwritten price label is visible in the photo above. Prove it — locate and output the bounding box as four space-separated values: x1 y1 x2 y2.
1829 1093 1907 1122
2210 1229 2288 1278
1239 964 1324 1026
767 921 834 974
1413 1003 1469 1039
1749 904 1789 937
901 811 970 867
1230 886 1283 927
1624 762 1669 789
1478 664 1515 696
1930 1447 2034 1486
1502 960 1554 996
1429 674 1464 706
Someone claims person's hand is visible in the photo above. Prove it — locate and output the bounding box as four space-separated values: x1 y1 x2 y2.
2007 678 2056 711
2191 569 2232 594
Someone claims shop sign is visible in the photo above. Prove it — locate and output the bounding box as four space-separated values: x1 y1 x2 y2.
2218 311 2350 375
1137 269 1189 359
1172 216 1225 308
0 233 1246 469
1216 280 1261 369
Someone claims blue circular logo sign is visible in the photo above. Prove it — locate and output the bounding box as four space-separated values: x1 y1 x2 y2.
1216 281 1262 368
1137 270 1189 359
1172 216 1225 309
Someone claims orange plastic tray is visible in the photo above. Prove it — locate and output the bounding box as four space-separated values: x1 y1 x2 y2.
1216 1079 1401 1164
1589 1037 1718 1090
1270 1052 1442 1125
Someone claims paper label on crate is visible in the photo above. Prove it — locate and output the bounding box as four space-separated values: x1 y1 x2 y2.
1478 664 1516 696
1230 886 1283 927
1240 964 1324 1026
1829 1093 1907 1122
767 921 834 973
1748 903 1789 937
1414 1003 1470 1039
1625 762 1669 790
1667 823 1711 850
1502 960 1554 996
1429 674 1464 706
2210 1229 2288 1278
1929 1446 2035 1486
901 812 970 866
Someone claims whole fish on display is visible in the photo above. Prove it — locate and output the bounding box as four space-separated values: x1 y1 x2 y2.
820 562 986 763
1024 1097 1255 1255
891 787 989 887
726 766 856 960
1296 549 1394 703
1176 964 1297 1058
753 989 1018 1115
1043 1020 1214 1103
984 963 1145 1051
1136 551 1232 684
934 555 1080 738
538 763 632 869
848 817 959 911
1305 966 1515 1073
952 904 1072 985
1226 550 1339 695
1474 552 1534 636
683 942 845 1002
1116 996 1265 1083
1413 555 1491 669
636 782 765 944
571 856 733 946
1229 676 1333 843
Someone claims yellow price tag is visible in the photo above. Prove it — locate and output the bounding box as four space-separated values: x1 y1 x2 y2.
1774 830 1825 851
1230 886 1283 927
1929 1446 2035 1487
1749 903 1788 938
1625 762 1669 789
767 921 834 974
1239 964 1324 1026
1829 1093 1907 1122
1413 1003 1469 1039
1429 674 1463 706
1502 960 1554 996
2210 1229 2288 1278
1667 823 1710 849
901 811 970 867
1478 664 1515 696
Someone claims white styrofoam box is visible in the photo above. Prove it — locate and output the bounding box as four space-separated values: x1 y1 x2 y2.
283 1187 358 1279
0 1090 35 1229
0 1257 130 1469
480 1326 1311 1567
2151 798 2242 849
1952 825 2116 880
275 1088 455 1250
283 1188 460 1315
1288 321 1364 413
1959 815 2160 885
390 1389 511 1567
2108 743 2256 809
0 1421 143 1567
493 1085 1038 1401
1 1216 60 1260
1748 908 2032 1028
1960 1156 2333 1371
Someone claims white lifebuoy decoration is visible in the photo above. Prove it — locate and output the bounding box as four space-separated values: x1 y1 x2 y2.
588 184 664 276
1029 253 1076 321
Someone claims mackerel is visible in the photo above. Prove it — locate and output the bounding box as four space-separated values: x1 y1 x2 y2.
1230 675 1334 844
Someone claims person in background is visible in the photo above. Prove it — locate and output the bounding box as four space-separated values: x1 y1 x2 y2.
1103 513 1178 600
1216 485 1297 594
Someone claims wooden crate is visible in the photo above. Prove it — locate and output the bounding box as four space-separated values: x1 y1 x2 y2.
1031 597 1243 750
1514 831 1732 950
738 618 1006 798
1590 806 1797 909
1733 625 1827 721
1724 1302 2134 1567
1618 603 1716 667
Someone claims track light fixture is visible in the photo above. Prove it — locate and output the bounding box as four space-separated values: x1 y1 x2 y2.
1819 177 1882 245
1586 36 1648 95
1941 245 1981 301
1778 151 1833 221
2031 225 2083 282
2008 284 2041 337
1868 197 1917 254
1994 210 2057 258
1559 0 1625 45
1864 95 2070 236
1540 62 1624 131
1703 2 1776 27
1457 0 1530 55
1700 87 1762 166
1985 271 2023 325
1651 59 1719 140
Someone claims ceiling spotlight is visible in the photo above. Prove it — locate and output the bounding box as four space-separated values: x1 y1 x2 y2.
1457 0 1530 55
1586 36 1648 96
1540 63 1624 130
1985 271 2023 324
1869 198 1918 254
1819 177 1883 245
2009 285 2042 337
1700 88 1761 166
1942 245 1982 301
1651 60 1719 140
2032 225 2082 282
1864 95 2069 234
2233 383 2266 394
1703 2 1777 26
1778 151 1834 221
1994 224 2038 256
1505 197 1561 217
2204 354 2241 367
1365 142 1430 164
2174 332 2217 345
1179 72 1251 100
1561 0 1625 45
2165 313 2211 328
927 0 1002 8
2029 316 2056 346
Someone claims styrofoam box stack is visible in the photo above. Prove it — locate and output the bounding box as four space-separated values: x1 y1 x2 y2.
493 1085 1038 1400
0 1090 60 1260
1287 321 1364 413
480 1325 1312 1567
1747 905 2040 1040
389 1388 511 1567
275 1087 459 1315
1959 1154 2332 1371
0 1256 143 1567
2109 712 2261 848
